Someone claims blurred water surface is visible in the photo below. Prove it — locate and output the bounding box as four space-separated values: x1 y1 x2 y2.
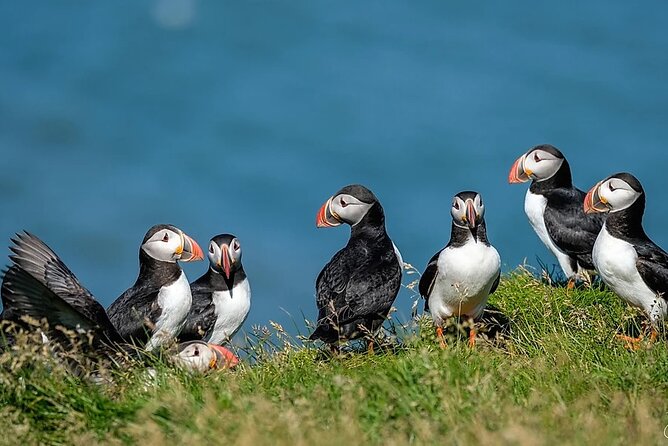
1 1 667 335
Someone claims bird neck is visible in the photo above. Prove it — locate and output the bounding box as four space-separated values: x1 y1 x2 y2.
605 196 648 240
137 250 183 287
449 220 490 248
350 202 388 240
529 159 573 194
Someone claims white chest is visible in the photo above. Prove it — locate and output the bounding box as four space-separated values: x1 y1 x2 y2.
428 239 500 322
524 190 576 278
593 225 665 321
145 271 192 351
207 278 252 345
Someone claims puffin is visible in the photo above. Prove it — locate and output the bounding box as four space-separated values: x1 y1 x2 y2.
584 172 668 345
509 144 605 284
1 231 236 371
419 191 501 347
107 224 204 350
178 234 251 346
310 184 402 352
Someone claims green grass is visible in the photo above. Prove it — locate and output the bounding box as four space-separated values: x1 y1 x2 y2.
2 269 668 445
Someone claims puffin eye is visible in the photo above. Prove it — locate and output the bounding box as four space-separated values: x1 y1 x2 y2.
533 152 541 162
233 240 240 251
453 201 460 210
340 198 348 208
209 244 215 254
162 233 169 242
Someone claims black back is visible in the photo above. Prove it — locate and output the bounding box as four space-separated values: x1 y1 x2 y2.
311 197 402 343
528 149 605 270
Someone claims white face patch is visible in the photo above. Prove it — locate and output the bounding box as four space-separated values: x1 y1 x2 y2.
175 342 215 373
598 178 642 213
207 240 222 267
141 228 183 263
450 194 484 228
523 149 564 182
329 193 373 226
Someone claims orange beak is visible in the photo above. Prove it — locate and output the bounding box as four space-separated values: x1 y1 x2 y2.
218 244 232 279
508 154 532 183
179 233 204 262
316 198 342 228
209 344 239 369
465 200 477 229
584 181 609 214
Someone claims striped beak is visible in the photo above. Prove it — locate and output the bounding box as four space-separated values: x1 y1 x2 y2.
584 181 610 214
179 233 204 262
316 197 343 228
508 154 532 183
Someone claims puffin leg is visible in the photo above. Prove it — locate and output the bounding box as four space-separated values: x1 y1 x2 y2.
566 277 576 290
367 339 374 355
436 326 447 349
615 333 644 350
468 326 476 347
616 321 659 350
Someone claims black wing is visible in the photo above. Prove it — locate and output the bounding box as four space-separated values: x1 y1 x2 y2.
178 276 216 342
1 266 122 346
314 243 401 331
312 249 353 339
345 251 402 319
107 284 162 344
7 232 120 340
635 241 668 298
418 250 442 312
543 188 605 269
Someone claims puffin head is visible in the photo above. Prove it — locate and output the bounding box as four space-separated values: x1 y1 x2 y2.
450 191 485 232
584 172 644 214
140 224 204 263
174 340 239 372
207 234 242 280
508 144 565 184
316 184 379 228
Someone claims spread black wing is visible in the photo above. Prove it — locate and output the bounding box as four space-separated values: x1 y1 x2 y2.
543 187 605 269
419 250 442 312
178 275 216 342
4 232 121 343
635 241 668 299
1 265 122 346
8 232 117 330
107 284 162 344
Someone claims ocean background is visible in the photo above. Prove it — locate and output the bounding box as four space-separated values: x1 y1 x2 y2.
1 1 667 337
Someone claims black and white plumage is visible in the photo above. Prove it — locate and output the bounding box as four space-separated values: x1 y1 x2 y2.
178 234 251 346
106 224 204 350
419 192 501 330
509 144 605 280
310 184 402 345
585 173 668 325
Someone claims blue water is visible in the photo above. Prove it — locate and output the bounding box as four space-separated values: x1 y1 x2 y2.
1 1 667 336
